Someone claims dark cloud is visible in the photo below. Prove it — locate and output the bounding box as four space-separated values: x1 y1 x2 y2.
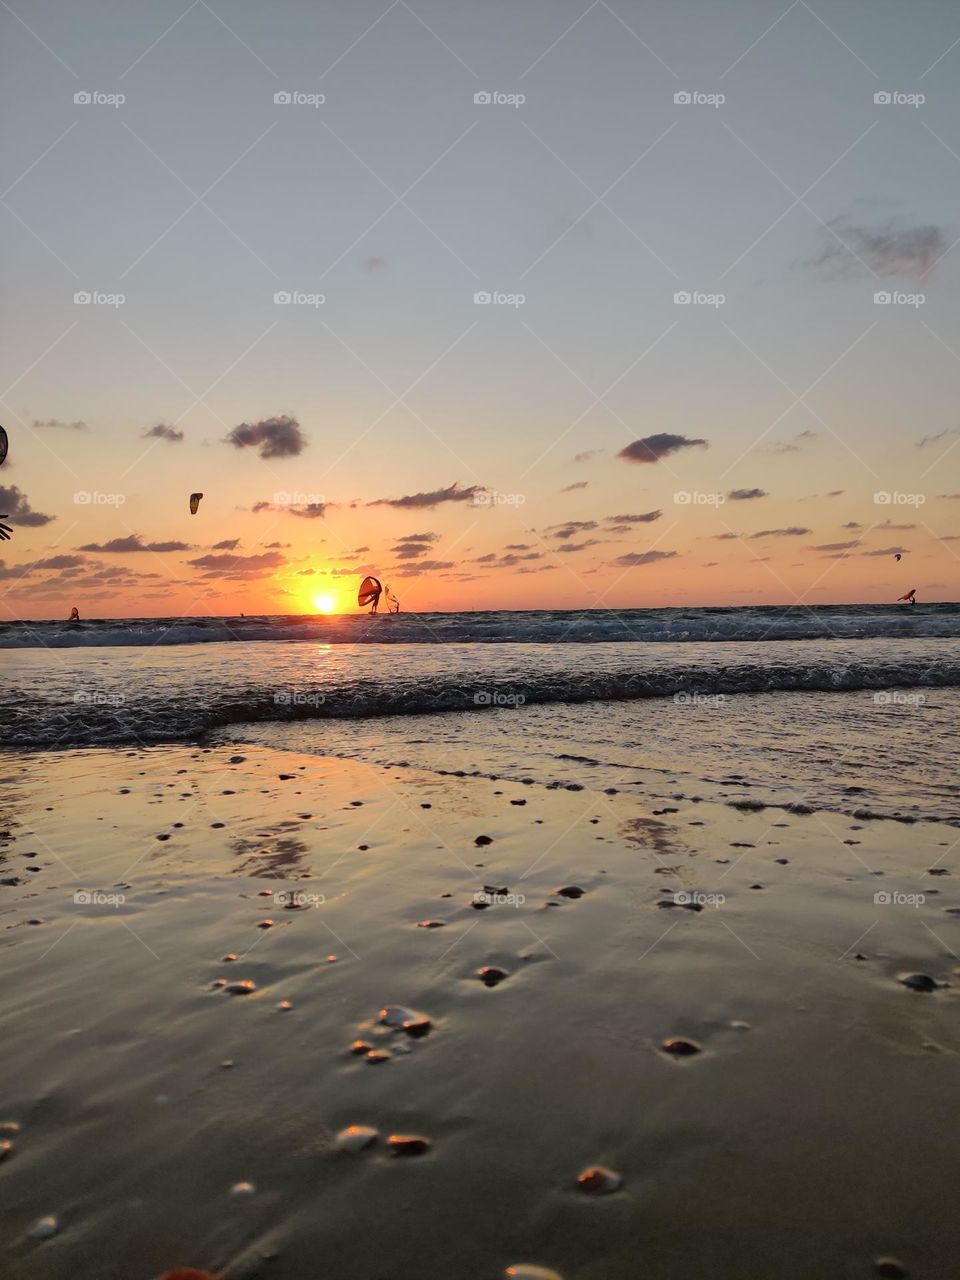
811 540 860 552
33 554 87 569
394 558 456 576
916 429 959 448
861 546 908 557
212 538 240 550
561 481 589 492
0 484 55 527
505 543 532 551
612 550 679 566
187 550 286 578
369 482 484 509
842 522 862 530
143 423 184 443
32 417 87 430
397 532 438 544
728 488 767 501
77 534 191 553
878 520 916 530
618 434 708 464
750 527 811 538
556 540 602 553
252 500 326 519
606 510 661 524
573 449 603 463
225 414 306 459
392 541 434 560
803 220 946 279
545 520 598 539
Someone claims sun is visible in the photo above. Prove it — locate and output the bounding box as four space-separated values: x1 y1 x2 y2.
313 593 336 615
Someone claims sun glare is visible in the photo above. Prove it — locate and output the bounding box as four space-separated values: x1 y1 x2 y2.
313 593 336 615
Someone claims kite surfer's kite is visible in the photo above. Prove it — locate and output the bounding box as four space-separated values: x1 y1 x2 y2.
895 553 902 561
189 492 203 515
358 575 382 612
0 515 11 542
0 425 7 467
897 588 917 604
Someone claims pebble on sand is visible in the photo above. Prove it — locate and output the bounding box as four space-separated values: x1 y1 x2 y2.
335 1125 378 1153
387 1134 431 1156
379 1005 431 1036
662 1037 702 1057
0 1138 13 1161
229 1181 255 1197
222 953 239 962
873 1258 908 1278
366 1049 391 1064
576 1165 622 1194
416 920 446 928
477 966 509 987
350 1040 373 1055
474 834 493 846
277 1000 293 1012
28 1215 59 1240
555 886 585 899
224 980 256 995
505 1269 563 1280
899 973 940 992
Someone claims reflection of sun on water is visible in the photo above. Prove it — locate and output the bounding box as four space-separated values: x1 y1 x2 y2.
313 593 336 615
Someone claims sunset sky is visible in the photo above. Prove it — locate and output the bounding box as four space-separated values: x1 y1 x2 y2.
2 0 959 618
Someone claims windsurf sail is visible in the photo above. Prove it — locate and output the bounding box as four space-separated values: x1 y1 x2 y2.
385 585 400 613
358 576 382 609
189 492 203 515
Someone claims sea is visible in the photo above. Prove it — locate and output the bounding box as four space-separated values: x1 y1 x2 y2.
2 603 958 825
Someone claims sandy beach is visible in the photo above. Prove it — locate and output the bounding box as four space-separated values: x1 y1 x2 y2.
2 741 958 1279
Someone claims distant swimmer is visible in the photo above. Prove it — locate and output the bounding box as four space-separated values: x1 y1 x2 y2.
69 607 80 621
0 514 11 541
897 588 917 605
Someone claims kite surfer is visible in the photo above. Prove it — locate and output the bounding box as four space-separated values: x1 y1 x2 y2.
68 607 80 621
897 588 917 605
358 575 383 613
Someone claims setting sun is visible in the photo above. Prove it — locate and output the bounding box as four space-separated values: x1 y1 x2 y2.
313 594 336 615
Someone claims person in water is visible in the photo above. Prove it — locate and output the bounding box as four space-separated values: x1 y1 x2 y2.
68 607 80 621
897 588 917 605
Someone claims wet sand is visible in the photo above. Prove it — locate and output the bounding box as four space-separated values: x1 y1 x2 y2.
1 744 958 1279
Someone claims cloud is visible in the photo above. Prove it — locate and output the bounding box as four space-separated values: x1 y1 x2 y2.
0 484 55 527
397 532 438 544
33 554 87 569
750 527 811 538
369 482 484 509
187 550 286 577
605 510 662 525
252 500 326 519
861 546 907 557
803 220 947 279
561 481 589 492
556 539 601 553
618 434 708 464
545 520 598 539
77 534 191 553
225 414 306 458
573 449 603 463
842 522 862 530
32 417 87 430
916 428 959 449
728 488 767 501
394 558 456 576
392 541 435 560
761 430 817 455
811 540 860 551
212 538 240 550
612 550 678 566
143 423 184 443
505 543 532 551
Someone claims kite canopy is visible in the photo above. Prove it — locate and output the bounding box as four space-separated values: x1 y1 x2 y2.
358 575 382 607
189 492 203 515
0 425 7 466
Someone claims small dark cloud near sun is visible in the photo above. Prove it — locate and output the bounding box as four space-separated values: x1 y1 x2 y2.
211 538 240 550
225 414 306 459
78 534 191 553
618 434 708 464
143 423 184 443
750 527 811 538
612 550 678 566
728 488 767 501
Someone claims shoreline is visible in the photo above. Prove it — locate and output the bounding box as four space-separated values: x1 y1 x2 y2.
2 743 958 1278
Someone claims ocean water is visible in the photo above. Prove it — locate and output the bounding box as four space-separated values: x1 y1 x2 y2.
2 605 957 824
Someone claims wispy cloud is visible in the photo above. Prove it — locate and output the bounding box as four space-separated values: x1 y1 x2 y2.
77 534 190 553
225 414 306 459
369 482 484 510
619 434 708 464
803 219 947 279
143 422 184 443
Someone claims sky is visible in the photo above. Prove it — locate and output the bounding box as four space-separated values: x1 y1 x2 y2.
1 0 959 618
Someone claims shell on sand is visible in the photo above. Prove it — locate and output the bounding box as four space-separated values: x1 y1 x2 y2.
477 966 509 987
224 980 256 995
28 1215 59 1239
662 1037 702 1056
379 1006 431 1035
505 1268 563 1280
229 1181 255 1196
576 1165 621 1194
0 1139 13 1161
335 1125 378 1153
388 1134 431 1156
899 973 939 992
